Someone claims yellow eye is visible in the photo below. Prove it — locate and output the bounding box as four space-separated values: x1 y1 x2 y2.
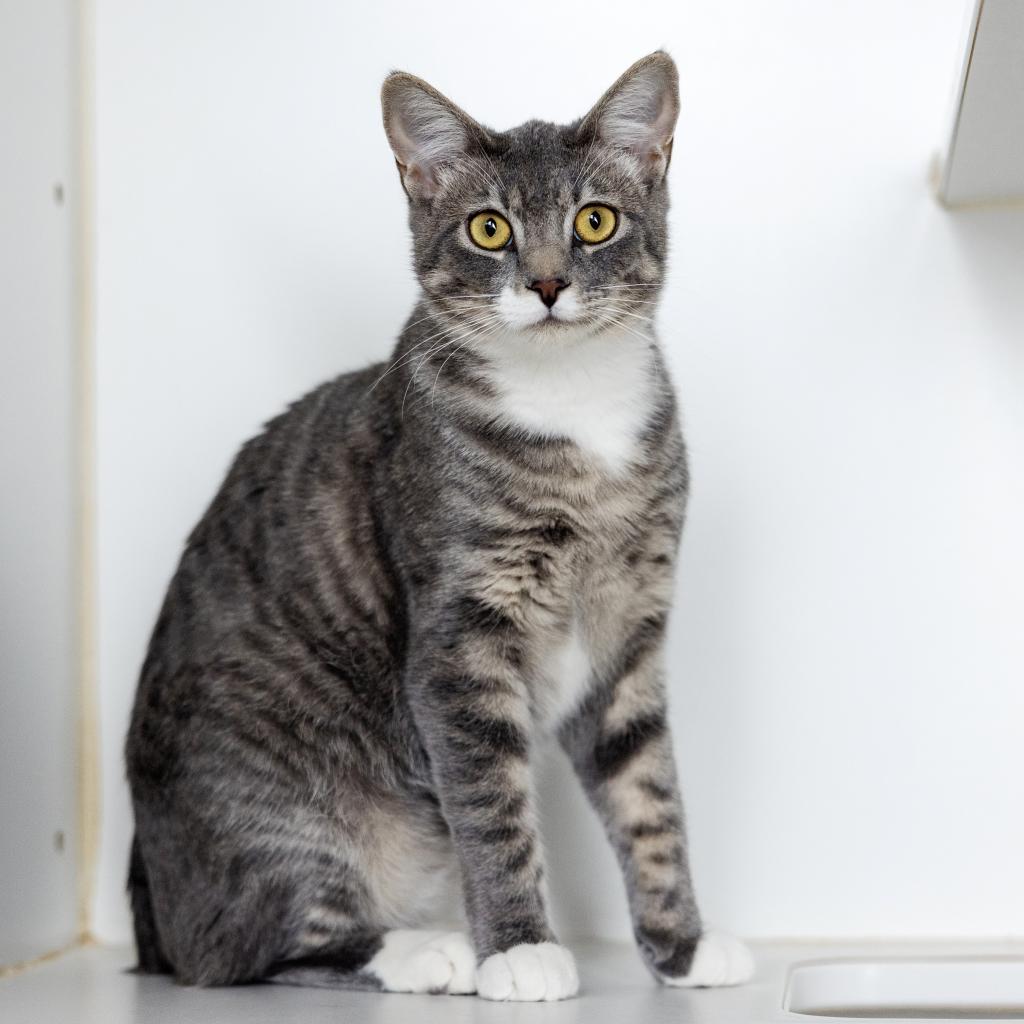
574 204 617 245
468 211 512 251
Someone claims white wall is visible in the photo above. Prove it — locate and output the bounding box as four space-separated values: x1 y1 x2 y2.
0 0 81 965
93 0 1024 944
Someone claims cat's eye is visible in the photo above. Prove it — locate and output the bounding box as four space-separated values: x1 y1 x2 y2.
468 211 512 251
574 204 618 245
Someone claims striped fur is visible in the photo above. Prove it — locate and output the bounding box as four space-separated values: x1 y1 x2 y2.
125 51 750 999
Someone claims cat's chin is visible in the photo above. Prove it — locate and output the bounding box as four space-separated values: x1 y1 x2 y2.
516 318 603 344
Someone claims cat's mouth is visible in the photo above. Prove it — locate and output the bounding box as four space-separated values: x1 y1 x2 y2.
537 311 574 327
521 313 588 337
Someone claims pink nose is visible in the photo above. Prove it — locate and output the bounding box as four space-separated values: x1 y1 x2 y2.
528 278 569 308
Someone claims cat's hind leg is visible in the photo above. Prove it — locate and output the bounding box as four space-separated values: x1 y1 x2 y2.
149 860 476 995
267 929 477 994
127 833 173 974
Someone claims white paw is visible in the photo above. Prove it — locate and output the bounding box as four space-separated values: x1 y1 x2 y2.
366 929 477 994
476 941 579 1001
661 930 754 988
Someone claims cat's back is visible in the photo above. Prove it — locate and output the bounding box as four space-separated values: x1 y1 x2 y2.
127 361 412 783
174 363 389 622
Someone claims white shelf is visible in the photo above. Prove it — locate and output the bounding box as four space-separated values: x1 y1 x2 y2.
3 940 1024 1024
938 0 1024 205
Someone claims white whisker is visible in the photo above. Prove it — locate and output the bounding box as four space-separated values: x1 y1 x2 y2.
590 311 651 346
401 313 504 419
592 283 662 290
598 304 656 327
369 309 500 393
430 321 502 404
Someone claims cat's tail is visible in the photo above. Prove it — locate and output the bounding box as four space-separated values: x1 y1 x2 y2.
127 833 173 974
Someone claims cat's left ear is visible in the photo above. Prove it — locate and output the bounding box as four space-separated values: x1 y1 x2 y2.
381 72 488 201
578 51 680 182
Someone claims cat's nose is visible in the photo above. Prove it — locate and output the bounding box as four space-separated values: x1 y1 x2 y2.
528 278 569 309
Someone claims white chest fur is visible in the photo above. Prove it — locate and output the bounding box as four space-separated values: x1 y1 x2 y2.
484 327 657 475
536 623 594 730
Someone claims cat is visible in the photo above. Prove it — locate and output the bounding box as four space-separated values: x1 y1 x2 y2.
125 50 754 1001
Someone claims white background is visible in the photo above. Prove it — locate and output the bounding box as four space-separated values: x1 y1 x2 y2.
90 0 1024 945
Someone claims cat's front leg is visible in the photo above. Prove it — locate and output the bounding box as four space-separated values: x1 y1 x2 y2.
559 639 754 988
406 601 579 1002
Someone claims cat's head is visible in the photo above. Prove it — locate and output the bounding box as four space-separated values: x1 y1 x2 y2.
381 52 678 345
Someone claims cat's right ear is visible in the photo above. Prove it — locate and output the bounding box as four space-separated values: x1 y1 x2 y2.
381 73 484 202
577 51 680 183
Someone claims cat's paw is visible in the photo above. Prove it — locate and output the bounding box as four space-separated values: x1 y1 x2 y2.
659 930 754 988
476 942 579 1001
367 929 477 994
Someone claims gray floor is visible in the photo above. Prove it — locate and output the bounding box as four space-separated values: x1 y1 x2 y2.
3 938 1023 1023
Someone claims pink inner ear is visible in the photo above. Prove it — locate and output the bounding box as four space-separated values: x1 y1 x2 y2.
587 58 679 167
394 155 441 200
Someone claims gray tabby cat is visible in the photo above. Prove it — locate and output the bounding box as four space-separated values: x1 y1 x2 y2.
125 51 754 1001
